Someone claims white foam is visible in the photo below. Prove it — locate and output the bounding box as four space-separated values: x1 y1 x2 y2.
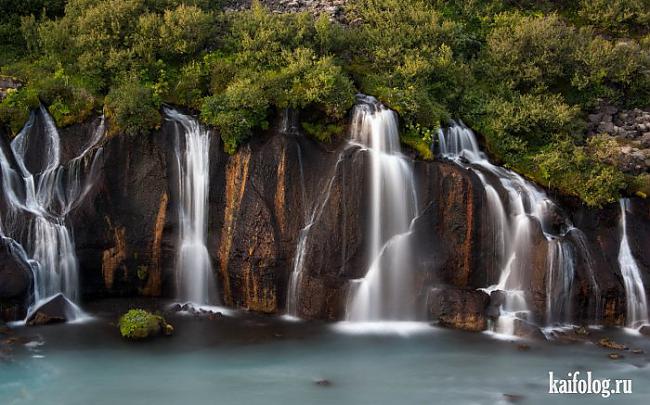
332 321 434 336
170 302 235 317
279 314 302 322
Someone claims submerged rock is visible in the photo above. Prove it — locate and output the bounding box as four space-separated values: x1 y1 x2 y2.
314 379 332 387
26 294 76 326
427 288 489 332
598 338 627 350
608 353 623 360
502 393 525 403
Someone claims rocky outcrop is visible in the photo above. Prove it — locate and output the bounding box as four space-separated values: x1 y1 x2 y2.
427 287 490 332
0 76 22 102
587 105 650 175
225 0 349 22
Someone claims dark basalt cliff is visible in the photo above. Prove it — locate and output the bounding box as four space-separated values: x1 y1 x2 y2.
1 110 649 332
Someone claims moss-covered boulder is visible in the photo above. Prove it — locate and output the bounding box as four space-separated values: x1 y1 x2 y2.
118 309 173 340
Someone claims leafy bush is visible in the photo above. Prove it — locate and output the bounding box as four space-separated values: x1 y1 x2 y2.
578 0 649 36
105 78 161 136
534 140 625 206
301 121 344 143
0 86 39 136
1 0 648 205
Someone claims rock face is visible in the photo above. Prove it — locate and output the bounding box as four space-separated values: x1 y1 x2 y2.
427 288 490 332
1 107 648 329
0 239 33 320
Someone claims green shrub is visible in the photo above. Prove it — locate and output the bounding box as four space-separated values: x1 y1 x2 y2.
578 0 649 36
105 78 161 136
301 121 344 143
200 77 270 154
0 86 39 136
534 140 625 206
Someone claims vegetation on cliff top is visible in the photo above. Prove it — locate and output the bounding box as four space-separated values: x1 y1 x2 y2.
0 0 648 206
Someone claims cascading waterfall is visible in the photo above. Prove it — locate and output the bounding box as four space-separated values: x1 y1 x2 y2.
0 106 104 318
165 108 216 306
346 95 418 321
437 121 597 332
617 198 648 328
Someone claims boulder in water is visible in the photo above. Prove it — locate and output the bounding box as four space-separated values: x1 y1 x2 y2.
512 319 546 340
639 325 650 336
118 309 173 340
598 337 627 350
427 287 490 332
26 294 76 326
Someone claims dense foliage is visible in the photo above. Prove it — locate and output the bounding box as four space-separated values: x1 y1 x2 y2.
1 0 649 205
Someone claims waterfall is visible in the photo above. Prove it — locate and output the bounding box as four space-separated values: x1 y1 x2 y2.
165 108 216 306
346 95 418 321
618 199 648 328
285 151 346 316
0 106 104 318
438 121 597 331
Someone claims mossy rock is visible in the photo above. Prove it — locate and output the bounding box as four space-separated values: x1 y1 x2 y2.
118 309 173 340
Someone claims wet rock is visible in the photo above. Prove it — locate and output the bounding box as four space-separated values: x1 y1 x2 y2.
502 393 525 403
516 343 531 351
546 328 587 344
26 294 76 326
427 288 489 332
314 379 332 387
632 348 644 354
512 319 546 340
639 325 650 336
608 353 623 360
487 290 505 320
573 326 589 336
598 337 627 350
0 239 33 321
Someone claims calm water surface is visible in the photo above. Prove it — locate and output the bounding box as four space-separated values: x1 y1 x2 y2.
1 300 649 405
